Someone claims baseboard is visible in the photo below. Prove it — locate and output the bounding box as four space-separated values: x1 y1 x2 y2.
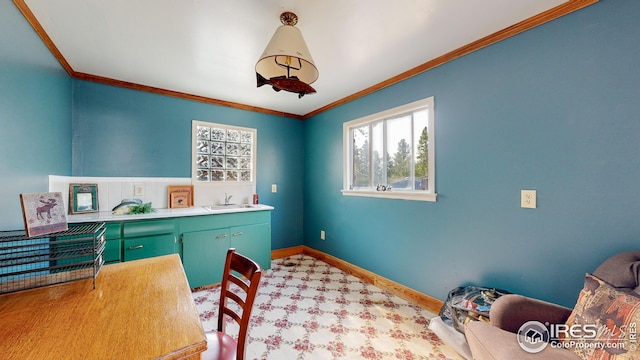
270 245 304 260
272 245 444 314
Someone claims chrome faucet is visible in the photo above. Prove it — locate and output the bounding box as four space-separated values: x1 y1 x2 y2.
224 193 233 205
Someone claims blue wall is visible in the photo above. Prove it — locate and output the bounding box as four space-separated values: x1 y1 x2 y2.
3 0 639 308
71 80 305 250
0 1 72 229
304 0 640 307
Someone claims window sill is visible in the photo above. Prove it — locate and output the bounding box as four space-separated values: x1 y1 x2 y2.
341 190 437 202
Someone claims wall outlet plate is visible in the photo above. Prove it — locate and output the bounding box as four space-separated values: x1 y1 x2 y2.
521 189 536 208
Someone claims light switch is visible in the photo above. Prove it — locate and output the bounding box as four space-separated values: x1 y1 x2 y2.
134 185 144 196
271 184 277 193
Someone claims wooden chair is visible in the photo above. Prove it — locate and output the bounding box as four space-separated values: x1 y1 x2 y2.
201 248 262 360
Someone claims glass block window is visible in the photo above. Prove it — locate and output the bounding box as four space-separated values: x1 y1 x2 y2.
192 121 256 183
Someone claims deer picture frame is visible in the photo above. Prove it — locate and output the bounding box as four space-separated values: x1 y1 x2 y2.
20 191 68 237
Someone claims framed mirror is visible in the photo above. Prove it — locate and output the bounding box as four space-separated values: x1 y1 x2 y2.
69 183 98 214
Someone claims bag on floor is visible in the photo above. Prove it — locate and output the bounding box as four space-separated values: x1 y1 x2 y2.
439 285 510 334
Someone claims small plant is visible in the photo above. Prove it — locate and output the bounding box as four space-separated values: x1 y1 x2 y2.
127 202 155 214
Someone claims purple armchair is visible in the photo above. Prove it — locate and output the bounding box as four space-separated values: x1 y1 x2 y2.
464 251 640 359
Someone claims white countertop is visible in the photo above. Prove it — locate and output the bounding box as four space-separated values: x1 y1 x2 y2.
67 204 274 223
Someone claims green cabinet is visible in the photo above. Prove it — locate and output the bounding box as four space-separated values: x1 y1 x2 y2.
179 211 271 288
103 222 122 263
75 209 271 289
182 228 230 288
122 220 177 261
229 223 271 271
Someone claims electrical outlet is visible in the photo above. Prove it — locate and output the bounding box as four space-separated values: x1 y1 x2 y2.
521 190 536 208
134 185 144 196
320 230 325 240
271 184 277 193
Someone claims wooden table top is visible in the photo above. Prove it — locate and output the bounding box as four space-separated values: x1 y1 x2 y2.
0 254 207 359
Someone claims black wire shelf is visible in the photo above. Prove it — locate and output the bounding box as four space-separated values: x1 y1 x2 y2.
0 222 106 294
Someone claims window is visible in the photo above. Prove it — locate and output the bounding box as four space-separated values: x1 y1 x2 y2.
342 97 436 201
192 120 256 183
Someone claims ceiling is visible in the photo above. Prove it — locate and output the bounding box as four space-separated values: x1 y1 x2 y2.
17 0 589 118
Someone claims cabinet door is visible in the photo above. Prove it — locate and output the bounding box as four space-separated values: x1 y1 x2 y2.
104 240 122 263
123 234 177 261
103 222 122 263
182 229 230 288
229 223 271 270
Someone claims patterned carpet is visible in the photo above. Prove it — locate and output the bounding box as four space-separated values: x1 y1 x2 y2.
192 254 464 360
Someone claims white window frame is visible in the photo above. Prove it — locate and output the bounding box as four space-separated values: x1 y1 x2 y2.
342 97 436 202
192 120 257 185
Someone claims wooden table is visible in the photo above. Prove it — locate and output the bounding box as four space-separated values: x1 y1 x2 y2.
0 254 207 359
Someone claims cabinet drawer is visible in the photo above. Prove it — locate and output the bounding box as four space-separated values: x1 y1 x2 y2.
104 223 122 240
123 234 176 261
104 239 122 263
122 220 176 238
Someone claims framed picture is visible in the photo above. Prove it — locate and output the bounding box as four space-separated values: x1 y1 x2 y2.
20 192 68 237
168 185 194 208
170 192 190 208
69 183 99 214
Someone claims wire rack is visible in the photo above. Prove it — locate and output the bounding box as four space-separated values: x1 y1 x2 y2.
0 223 106 294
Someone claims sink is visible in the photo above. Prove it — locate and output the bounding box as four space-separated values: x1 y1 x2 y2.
203 204 256 211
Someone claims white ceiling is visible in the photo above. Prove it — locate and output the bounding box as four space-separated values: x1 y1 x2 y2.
21 0 568 117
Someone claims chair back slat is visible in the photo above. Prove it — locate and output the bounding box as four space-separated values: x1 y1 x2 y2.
222 307 242 324
226 291 246 310
228 273 250 292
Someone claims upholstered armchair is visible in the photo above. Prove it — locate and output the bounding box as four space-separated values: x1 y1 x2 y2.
465 251 640 360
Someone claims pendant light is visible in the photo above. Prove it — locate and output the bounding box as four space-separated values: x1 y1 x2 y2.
256 12 318 98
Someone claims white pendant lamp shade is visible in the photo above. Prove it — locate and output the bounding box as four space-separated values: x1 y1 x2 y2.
256 14 318 85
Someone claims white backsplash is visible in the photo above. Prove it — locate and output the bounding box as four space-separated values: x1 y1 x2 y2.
49 175 256 212
193 183 256 207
